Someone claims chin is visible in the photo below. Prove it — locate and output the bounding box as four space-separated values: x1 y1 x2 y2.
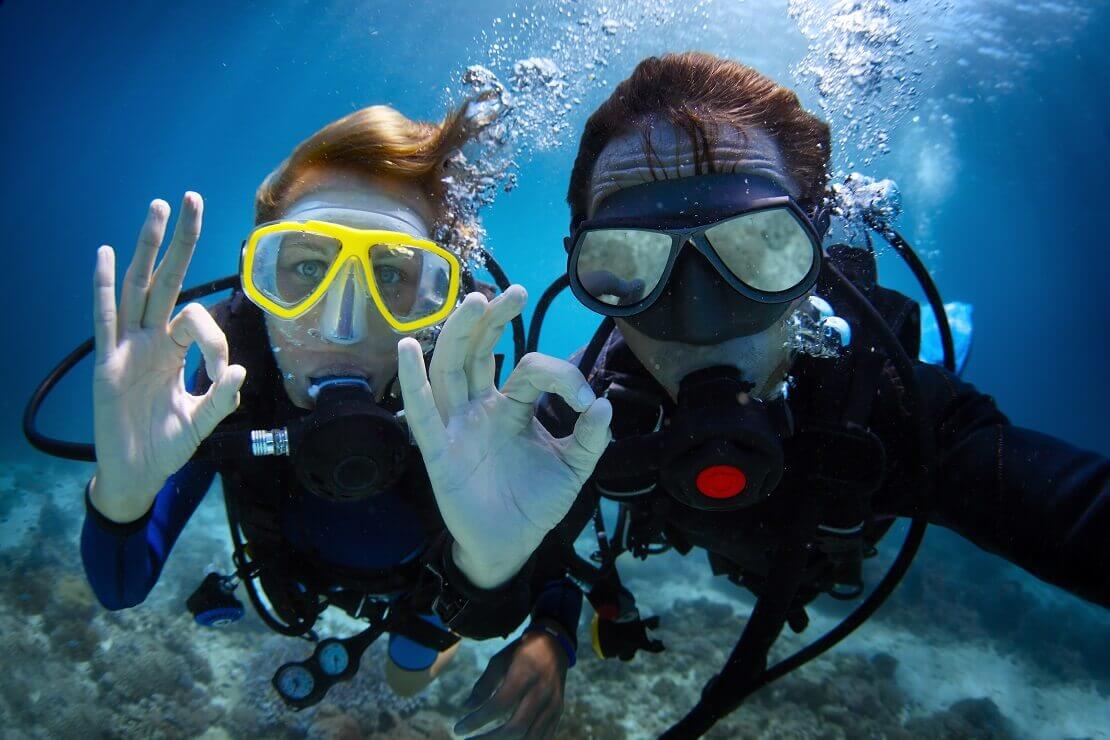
620 318 793 400
283 378 316 410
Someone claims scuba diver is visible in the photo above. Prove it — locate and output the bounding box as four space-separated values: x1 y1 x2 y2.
511 52 1109 738
42 102 611 731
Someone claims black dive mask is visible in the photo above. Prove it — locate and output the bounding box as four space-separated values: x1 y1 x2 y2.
596 366 792 511
567 174 826 345
196 376 411 503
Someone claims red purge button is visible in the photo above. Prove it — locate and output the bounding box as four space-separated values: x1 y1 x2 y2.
696 465 748 499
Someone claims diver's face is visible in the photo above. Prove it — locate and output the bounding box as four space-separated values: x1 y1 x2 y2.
586 121 809 400
265 168 437 408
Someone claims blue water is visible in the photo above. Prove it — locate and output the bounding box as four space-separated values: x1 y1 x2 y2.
1 1 1107 737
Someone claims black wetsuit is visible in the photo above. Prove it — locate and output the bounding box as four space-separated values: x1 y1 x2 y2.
81 291 581 647
538 326 1109 610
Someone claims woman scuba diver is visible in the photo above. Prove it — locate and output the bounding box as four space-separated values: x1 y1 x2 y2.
73 101 611 733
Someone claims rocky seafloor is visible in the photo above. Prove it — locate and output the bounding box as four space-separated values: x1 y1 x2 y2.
1 461 1107 739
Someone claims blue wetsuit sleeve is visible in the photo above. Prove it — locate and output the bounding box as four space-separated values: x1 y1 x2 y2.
519 579 583 668
388 613 447 672
80 460 217 610
528 579 583 649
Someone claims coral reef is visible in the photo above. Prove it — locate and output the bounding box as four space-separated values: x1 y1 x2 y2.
0 461 1106 738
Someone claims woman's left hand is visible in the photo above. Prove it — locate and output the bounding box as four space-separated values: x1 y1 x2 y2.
453 628 570 739
397 287 612 589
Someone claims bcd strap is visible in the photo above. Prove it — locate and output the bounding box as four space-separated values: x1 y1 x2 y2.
386 610 460 653
207 294 448 637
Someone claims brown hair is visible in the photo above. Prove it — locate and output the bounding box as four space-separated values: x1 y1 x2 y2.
567 52 831 227
254 104 471 225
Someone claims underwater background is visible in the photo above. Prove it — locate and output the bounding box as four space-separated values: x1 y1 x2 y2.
1 0 1107 738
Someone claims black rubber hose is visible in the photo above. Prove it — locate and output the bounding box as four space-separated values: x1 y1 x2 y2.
827 262 922 418
866 216 956 373
23 274 240 462
575 317 616 379
527 274 570 354
479 250 526 367
760 516 927 685
227 509 316 639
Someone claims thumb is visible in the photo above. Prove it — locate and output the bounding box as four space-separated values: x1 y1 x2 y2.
193 364 246 440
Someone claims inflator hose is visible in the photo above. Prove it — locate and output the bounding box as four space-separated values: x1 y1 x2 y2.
864 216 956 373
527 274 570 354
23 275 241 461
480 251 526 366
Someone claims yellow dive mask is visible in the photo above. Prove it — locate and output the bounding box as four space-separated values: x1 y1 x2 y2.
241 220 461 333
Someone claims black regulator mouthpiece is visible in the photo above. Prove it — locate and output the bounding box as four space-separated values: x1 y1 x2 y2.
661 367 792 511
289 377 410 502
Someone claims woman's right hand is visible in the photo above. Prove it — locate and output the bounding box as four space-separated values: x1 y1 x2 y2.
90 193 246 523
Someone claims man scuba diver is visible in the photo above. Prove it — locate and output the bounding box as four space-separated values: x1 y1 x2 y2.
518 52 1109 738
62 102 611 732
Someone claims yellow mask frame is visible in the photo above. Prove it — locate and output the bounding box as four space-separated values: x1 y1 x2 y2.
240 219 462 333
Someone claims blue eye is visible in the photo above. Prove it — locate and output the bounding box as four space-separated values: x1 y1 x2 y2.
294 261 327 282
376 265 404 286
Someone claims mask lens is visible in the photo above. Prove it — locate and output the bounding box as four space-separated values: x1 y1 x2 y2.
704 209 815 293
575 229 673 307
369 243 452 326
252 230 342 309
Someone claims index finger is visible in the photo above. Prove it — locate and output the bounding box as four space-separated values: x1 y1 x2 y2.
119 199 169 332
144 191 203 328
465 284 527 398
92 245 118 363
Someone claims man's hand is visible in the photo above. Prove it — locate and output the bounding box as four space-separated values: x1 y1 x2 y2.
454 627 570 739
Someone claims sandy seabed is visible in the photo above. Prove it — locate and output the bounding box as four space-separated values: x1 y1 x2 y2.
0 461 1106 739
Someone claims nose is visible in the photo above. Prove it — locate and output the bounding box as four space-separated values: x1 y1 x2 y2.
663 241 730 340
319 259 370 345
644 239 791 342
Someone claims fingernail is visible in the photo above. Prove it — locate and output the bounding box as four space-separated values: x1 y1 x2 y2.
577 386 596 408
